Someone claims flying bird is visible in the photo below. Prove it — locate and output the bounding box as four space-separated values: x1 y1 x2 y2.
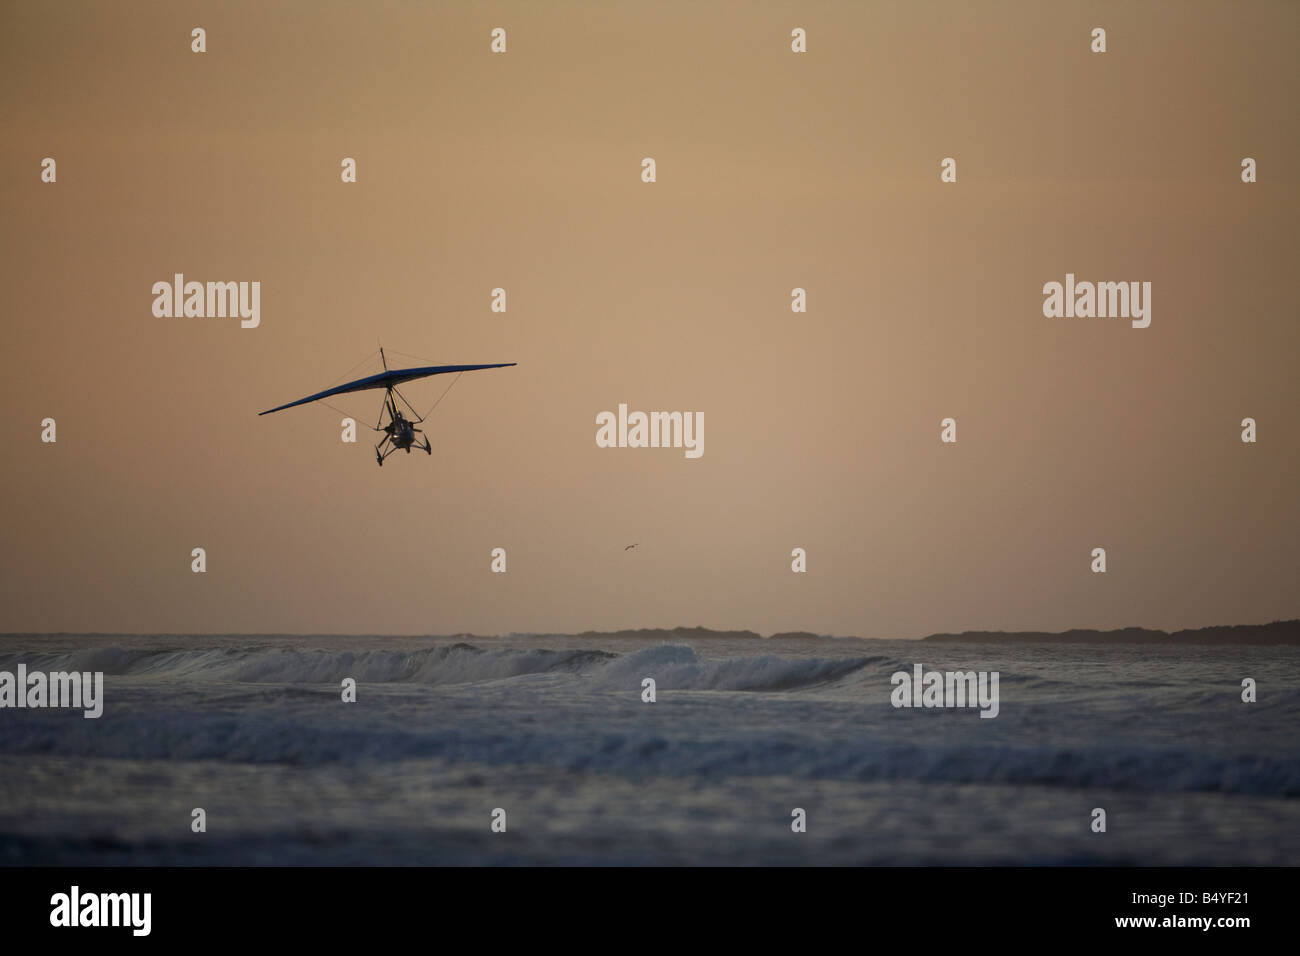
625 543 638 551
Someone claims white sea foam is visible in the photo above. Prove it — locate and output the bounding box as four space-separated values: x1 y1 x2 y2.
1 635 1297 866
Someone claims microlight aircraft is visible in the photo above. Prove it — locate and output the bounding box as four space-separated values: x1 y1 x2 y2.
259 348 515 465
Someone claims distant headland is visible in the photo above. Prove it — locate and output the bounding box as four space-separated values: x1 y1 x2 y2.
539 620 1300 645
921 619 1299 645
6 620 1297 645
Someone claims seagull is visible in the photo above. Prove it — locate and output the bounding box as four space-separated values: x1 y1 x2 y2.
624 543 638 551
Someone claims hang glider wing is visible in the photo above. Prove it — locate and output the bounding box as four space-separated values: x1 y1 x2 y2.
258 363 516 416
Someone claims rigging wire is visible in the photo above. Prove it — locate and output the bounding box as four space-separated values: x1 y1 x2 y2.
386 348 441 366
381 348 468 422
420 371 464 422
391 385 423 420
323 349 382 388
283 347 465 429
313 350 383 425
319 397 375 428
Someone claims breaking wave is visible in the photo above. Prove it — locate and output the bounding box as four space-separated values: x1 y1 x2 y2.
0 644 616 687
2 640 1297 798
0 643 885 693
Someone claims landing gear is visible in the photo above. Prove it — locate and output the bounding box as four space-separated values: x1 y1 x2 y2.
371 383 436 466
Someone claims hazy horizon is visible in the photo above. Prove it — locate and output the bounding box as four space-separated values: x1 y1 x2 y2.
2 616 1295 643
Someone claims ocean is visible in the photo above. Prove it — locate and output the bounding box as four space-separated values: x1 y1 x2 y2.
0 633 1296 865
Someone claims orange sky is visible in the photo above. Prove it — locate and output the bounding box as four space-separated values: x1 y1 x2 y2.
1 0 1296 637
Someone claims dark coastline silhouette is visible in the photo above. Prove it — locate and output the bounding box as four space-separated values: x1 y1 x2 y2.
532 619 1300 645
7 620 1296 645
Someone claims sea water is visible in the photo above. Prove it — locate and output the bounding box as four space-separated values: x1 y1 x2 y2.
0 634 1295 865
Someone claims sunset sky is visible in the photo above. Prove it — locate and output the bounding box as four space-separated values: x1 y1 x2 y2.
2 0 1296 637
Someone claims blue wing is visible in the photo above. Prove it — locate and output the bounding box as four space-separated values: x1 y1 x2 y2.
259 363 516 415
